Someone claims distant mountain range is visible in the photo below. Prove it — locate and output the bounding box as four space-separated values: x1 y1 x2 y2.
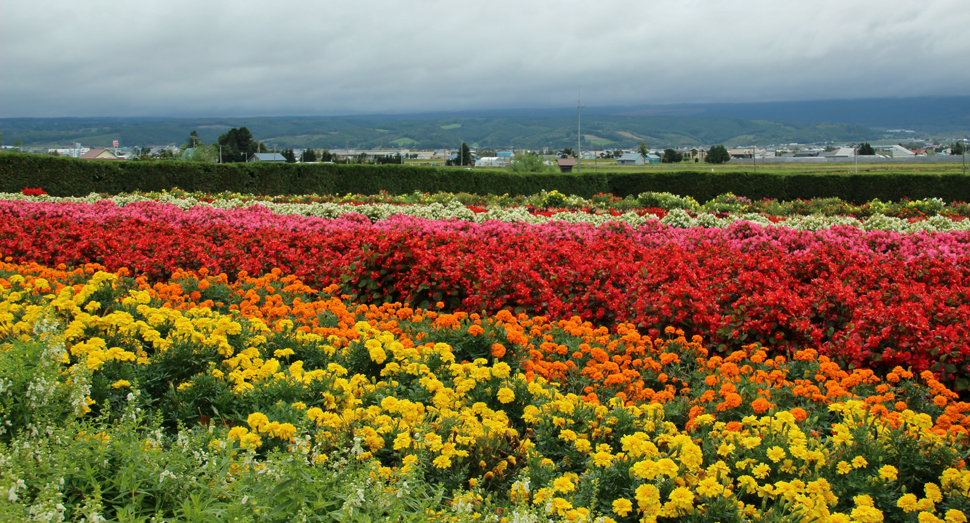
2 96 966 150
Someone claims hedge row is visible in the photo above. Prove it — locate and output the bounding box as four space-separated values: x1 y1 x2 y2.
3 152 970 202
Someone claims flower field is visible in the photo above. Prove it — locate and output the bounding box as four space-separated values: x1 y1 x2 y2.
2 191 970 522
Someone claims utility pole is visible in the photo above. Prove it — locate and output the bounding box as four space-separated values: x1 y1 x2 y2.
960 138 967 174
577 91 584 174
753 139 756 174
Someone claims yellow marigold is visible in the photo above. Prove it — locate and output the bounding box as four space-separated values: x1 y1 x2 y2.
551 497 572 514
632 459 659 480
433 455 451 469
850 505 884 523
368 346 386 364
920 513 945 523
612 498 633 517
837 461 853 475
945 510 968 523
696 476 724 497
766 446 786 463
656 458 679 478
879 465 898 481
635 484 661 512
393 432 412 451
667 487 694 510
897 493 919 512
271 423 296 440
592 451 613 467
497 387 515 404
751 463 770 479
247 412 270 432
227 426 248 441
553 476 575 493
110 379 131 389
239 432 262 450
852 456 868 469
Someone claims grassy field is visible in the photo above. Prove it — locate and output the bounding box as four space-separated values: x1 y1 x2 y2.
403 158 969 176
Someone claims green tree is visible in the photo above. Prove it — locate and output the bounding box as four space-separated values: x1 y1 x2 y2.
377 154 404 164
638 141 649 158
446 143 472 166
507 152 553 173
282 149 297 163
857 142 876 155
951 142 965 155
662 148 683 163
705 145 730 164
559 147 575 158
217 127 260 163
186 130 200 148
186 144 218 163
300 149 318 163
320 149 334 162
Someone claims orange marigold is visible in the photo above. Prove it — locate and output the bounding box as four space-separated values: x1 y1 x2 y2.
716 393 743 412
751 397 775 414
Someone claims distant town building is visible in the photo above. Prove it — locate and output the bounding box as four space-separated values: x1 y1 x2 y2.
890 145 916 158
80 148 121 160
556 158 576 173
475 157 503 167
248 153 286 162
616 153 646 166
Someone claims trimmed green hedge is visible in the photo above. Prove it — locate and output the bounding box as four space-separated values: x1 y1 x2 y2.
2 152 969 203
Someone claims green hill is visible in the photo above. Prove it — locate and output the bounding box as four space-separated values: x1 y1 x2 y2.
0 115 884 150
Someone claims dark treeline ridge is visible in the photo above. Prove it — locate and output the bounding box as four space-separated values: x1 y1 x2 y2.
2 152 969 204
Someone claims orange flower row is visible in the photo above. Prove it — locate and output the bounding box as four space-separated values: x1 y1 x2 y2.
3 262 966 438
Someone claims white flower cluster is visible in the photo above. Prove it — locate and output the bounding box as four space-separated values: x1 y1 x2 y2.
7 192 970 234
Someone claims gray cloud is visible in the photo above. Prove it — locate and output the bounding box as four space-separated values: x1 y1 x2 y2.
2 0 968 117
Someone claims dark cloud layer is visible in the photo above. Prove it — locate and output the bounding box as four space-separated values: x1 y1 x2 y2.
2 0 968 117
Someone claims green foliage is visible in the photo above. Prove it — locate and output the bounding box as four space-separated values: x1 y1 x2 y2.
507 152 554 173
185 144 218 163
662 148 683 164
636 191 699 211
0 325 88 443
638 141 648 158
857 142 876 156
301 148 318 163
217 127 260 163
952 142 966 155
705 145 730 164
445 143 472 167
4 151 970 203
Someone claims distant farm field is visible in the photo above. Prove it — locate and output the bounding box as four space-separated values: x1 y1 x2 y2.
423 159 969 177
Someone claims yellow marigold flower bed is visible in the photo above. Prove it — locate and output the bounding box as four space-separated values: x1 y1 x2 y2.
0 261 969 521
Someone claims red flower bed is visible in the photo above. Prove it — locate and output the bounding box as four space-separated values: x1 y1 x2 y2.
2 213 970 387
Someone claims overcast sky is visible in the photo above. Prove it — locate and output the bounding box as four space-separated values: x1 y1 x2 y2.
2 0 968 118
